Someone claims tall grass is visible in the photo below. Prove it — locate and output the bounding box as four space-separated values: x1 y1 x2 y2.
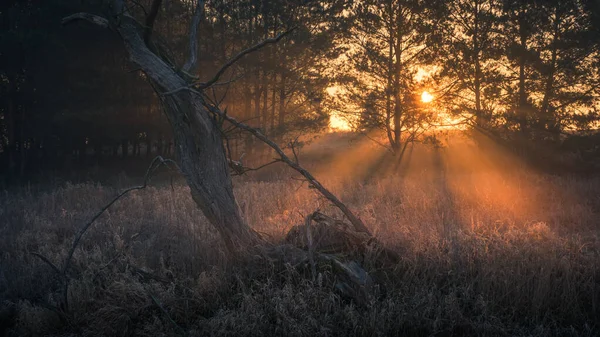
1 151 599 335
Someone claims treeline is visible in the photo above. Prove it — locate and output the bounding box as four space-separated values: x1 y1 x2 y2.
1 0 599 178
0 0 344 177
334 0 600 155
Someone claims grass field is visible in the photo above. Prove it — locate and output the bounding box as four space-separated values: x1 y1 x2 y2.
1 133 599 336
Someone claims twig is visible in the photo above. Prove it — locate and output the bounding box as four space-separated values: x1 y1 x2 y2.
162 28 297 96
289 137 301 164
202 101 371 235
130 0 148 16
198 28 297 89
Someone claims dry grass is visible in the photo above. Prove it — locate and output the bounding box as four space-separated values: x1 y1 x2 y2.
1 136 600 336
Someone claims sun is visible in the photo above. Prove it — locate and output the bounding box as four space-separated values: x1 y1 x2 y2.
329 113 352 131
421 91 434 103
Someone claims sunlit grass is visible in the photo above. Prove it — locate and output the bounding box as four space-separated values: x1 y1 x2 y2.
1 134 599 336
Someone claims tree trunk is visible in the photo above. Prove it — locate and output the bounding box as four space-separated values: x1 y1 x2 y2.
473 4 484 128
278 72 286 128
19 107 26 176
146 137 152 158
385 16 394 148
244 86 254 156
270 75 277 132
6 80 17 175
393 12 402 152
113 15 258 252
254 73 262 129
121 139 129 158
540 7 560 133
517 8 529 136
157 134 164 155
94 142 102 163
262 72 269 133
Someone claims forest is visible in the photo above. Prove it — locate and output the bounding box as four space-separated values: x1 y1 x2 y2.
1 0 600 336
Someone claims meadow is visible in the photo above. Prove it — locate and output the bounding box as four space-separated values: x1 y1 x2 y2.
1 132 599 336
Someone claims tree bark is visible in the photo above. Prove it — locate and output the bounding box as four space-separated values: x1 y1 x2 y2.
254 72 262 129
278 72 286 128
270 74 277 132
473 2 484 128
540 7 560 132
121 139 129 158
69 12 260 253
517 6 529 136
393 9 403 152
6 79 17 175
385 12 394 149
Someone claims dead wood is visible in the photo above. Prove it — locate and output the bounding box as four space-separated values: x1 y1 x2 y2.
286 212 372 255
272 211 399 305
204 105 372 236
63 0 369 252
285 211 399 264
57 0 401 311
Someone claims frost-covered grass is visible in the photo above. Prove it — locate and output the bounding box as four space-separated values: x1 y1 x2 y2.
1 138 600 336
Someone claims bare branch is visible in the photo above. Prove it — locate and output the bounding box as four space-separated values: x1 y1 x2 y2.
198 28 297 89
62 13 110 28
130 0 148 16
162 28 296 96
229 159 282 176
183 0 205 73
160 84 202 97
289 137 301 164
144 0 163 45
202 102 371 235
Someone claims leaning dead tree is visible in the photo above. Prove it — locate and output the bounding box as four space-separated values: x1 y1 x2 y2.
26 1 403 316
62 0 372 254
